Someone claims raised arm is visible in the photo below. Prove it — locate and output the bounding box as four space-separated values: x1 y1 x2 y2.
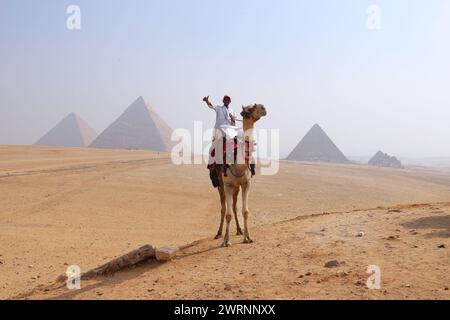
202 96 215 110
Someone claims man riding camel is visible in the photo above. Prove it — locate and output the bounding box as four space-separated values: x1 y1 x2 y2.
203 95 255 188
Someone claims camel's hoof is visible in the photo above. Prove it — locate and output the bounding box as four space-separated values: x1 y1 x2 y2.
214 234 222 240
236 229 243 236
221 240 231 247
243 237 254 244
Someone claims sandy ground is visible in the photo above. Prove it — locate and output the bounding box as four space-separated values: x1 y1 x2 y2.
24 203 450 300
1 145 450 299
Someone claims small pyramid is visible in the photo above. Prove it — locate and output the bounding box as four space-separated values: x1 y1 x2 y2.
89 96 174 152
35 113 98 147
287 124 350 163
368 151 403 169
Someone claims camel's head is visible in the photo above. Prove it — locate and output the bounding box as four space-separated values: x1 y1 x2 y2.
240 104 267 122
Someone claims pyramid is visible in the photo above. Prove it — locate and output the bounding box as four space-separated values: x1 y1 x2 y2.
368 151 403 169
287 124 350 163
35 113 98 147
89 96 174 152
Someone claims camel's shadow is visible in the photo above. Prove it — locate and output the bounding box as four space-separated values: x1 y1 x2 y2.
402 214 450 238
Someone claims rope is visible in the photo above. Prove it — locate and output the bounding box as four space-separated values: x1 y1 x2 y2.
227 165 249 178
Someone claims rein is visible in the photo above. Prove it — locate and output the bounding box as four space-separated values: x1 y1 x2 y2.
228 166 248 178
228 163 250 178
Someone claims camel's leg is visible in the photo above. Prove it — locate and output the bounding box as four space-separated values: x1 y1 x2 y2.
222 184 234 247
233 187 243 235
215 187 226 239
242 181 253 244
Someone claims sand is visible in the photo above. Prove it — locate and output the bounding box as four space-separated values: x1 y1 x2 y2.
1 145 450 299
24 203 450 300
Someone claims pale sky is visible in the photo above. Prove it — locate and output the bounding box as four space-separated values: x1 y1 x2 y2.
1 0 450 158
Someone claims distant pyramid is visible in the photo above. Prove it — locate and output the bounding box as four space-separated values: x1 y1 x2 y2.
35 113 98 147
287 124 350 163
89 96 174 152
368 151 403 169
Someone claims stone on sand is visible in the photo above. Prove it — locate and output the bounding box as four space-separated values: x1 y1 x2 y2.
155 246 179 261
324 260 340 268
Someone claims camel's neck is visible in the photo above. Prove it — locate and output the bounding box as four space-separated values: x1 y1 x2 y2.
243 118 255 134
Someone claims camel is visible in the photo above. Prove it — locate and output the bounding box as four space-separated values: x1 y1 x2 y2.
214 104 267 247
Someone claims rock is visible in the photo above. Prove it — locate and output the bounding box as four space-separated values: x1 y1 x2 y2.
336 271 349 277
155 246 178 261
387 235 399 240
80 245 155 280
305 271 312 276
445 287 449 291
356 232 365 237
224 284 232 291
324 260 340 268
28 265 34 268
355 280 364 286
438 244 446 249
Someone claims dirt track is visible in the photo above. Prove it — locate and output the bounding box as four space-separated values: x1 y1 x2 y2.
1 145 450 299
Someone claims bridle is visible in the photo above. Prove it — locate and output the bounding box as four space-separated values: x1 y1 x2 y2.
240 104 258 121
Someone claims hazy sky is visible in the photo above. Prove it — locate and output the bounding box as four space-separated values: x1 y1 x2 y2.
1 0 450 158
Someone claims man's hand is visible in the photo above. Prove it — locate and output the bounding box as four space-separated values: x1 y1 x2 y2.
230 114 236 126
203 96 213 108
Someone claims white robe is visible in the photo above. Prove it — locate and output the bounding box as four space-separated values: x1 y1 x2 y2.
212 105 238 139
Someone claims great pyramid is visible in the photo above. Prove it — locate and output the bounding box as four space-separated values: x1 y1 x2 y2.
35 112 98 147
89 96 174 152
368 151 404 169
287 124 350 163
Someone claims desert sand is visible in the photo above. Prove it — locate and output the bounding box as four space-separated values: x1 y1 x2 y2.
1 145 450 299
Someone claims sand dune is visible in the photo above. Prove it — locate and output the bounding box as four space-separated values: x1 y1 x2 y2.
1 145 450 299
